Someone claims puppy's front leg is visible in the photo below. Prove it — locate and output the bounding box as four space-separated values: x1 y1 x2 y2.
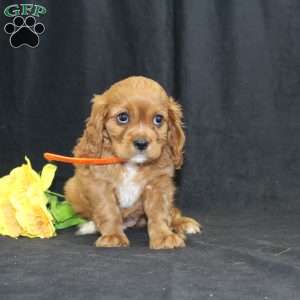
87 181 129 247
143 177 185 250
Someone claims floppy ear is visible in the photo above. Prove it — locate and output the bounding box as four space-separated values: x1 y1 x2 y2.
168 97 186 169
73 95 107 158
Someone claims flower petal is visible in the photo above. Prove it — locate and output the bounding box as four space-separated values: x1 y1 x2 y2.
41 164 57 191
0 157 57 239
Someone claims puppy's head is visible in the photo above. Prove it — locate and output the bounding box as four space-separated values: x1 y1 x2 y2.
74 76 185 168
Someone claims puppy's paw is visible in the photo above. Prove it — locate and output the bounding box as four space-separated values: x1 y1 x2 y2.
150 233 185 250
173 217 202 235
95 234 129 248
76 221 97 235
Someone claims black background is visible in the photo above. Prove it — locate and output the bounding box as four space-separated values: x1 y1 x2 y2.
1 0 300 213
1 2 300 300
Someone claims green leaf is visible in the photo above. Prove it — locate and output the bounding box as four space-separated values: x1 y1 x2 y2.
54 216 87 230
45 191 87 230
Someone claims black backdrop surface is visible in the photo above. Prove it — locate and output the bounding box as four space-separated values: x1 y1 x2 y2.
1 0 300 213
1 2 300 300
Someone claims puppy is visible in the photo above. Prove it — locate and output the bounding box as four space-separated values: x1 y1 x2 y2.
64 76 201 249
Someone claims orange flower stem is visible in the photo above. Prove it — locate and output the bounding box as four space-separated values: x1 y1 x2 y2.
44 152 125 165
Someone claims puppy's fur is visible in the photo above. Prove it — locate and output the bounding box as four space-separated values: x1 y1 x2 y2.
64 76 201 249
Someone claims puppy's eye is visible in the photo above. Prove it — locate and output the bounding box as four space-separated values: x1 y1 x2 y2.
117 112 129 124
153 114 164 126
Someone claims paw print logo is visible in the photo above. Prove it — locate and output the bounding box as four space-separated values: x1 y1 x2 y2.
4 16 45 48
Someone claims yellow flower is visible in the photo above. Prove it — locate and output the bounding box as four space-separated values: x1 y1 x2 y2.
0 157 57 238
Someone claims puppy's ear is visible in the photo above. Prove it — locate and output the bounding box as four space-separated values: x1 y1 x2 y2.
73 95 107 158
168 97 186 169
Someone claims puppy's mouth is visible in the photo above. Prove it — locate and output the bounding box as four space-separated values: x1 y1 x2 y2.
112 138 159 164
129 152 148 164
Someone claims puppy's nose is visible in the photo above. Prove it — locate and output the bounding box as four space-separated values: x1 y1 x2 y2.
133 139 149 151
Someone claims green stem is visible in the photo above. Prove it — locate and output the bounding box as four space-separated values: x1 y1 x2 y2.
45 190 65 198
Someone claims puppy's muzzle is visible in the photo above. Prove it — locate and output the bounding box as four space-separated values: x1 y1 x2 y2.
133 138 149 151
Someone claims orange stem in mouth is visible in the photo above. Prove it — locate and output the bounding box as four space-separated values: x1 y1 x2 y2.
44 152 125 165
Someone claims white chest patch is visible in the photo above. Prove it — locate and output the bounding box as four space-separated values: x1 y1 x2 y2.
117 163 142 208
